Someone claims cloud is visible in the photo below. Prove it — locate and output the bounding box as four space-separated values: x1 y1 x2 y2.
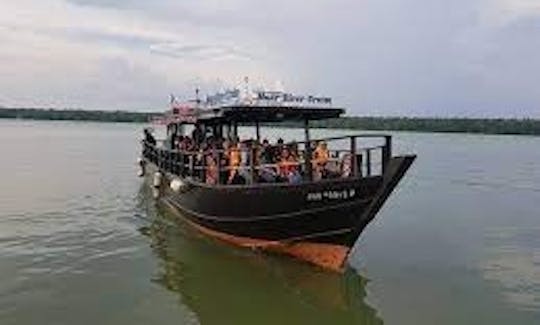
65 0 139 9
482 0 540 26
149 43 254 61
0 0 539 116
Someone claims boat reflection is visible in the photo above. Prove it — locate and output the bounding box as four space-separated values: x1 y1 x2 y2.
137 185 383 324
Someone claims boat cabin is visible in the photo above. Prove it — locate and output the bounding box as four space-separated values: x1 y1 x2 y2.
143 105 391 186
142 94 393 187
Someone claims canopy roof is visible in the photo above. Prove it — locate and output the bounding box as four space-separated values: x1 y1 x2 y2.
194 105 345 124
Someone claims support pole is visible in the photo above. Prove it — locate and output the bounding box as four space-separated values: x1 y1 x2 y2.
249 146 256 184
304 119 313 181
225 123 231 140
350 136 358 178
215 150 221 185
382 135 392 174
233 122 238 141
255 120 260 142
366 148 371 177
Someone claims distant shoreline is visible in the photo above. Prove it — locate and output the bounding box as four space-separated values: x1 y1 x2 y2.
1 108 539 136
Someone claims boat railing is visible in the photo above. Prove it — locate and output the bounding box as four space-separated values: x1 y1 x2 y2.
142 134 392 185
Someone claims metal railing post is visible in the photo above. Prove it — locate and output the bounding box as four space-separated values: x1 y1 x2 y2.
179 151 184 176
167 151 171 172
215 150 221 185
304 119 313 181
189 154 195 177
382 135 392 174
249 147 256 184
201 151 206 182
350 136 357 178
366 148 371 177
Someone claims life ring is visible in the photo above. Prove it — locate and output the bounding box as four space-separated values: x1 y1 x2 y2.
153 172 162 187
170 178 186 192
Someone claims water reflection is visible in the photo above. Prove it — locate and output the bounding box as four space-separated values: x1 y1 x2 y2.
482 226 540 311
137 185 383 324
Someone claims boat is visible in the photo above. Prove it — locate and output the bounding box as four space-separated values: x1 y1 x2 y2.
139 86 416 272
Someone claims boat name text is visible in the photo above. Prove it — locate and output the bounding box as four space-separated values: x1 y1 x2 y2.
306 189 356 201
257 91 332 105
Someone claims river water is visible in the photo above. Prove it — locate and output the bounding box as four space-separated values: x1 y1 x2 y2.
0 120 539 324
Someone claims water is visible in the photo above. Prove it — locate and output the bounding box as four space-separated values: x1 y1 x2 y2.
0 120 539 324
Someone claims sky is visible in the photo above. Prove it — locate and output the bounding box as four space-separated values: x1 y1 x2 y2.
0 0 539 117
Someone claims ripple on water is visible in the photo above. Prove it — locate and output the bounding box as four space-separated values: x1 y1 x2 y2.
481 226 540 311
0 195 142 281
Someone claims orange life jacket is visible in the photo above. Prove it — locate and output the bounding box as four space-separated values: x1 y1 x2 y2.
279 156 298 176
228 146 241 168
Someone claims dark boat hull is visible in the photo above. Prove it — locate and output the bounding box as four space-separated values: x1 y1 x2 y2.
144 155 415 271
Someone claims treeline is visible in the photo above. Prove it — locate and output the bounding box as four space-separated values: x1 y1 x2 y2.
0 108 156 123
1 108 540 135
312 117 540 135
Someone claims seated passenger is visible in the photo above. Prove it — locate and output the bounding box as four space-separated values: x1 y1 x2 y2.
254 139 277 183
260 139 274 164
289 141 299 160
176 135 185 150
226 141 242 184
278 148 301 184
341 153 352 178
258 165 277 183
313 141 330 180
238 140 252 182
273 138 285 162
205 155 218 185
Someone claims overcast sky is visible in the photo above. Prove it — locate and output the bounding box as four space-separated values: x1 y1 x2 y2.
1 0 539 117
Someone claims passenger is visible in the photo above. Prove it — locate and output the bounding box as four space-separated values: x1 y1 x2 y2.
144 128 156 146
253 140 274 182
222 139 230 152
197 142 209 178
240 140 249 166
274 138 285 162
176 135 185 150
217 137 226 150
250 139 260 167
313 141 330 180
181 137 191 151
341 153 352 178
289 141 299 160
169 130 181 150
278 148 301 184
260 139 274 164
259 165 277 183
191 123 204 146
238 140 251 181
226 141 242 184
205 155 219 185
